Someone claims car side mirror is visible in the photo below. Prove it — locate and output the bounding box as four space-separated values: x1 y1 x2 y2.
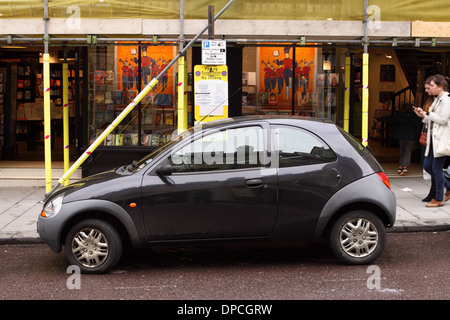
156 164 173 176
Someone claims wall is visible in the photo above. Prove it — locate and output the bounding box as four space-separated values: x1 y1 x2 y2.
368 48 409 131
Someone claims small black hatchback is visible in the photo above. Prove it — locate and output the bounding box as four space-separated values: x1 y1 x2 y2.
38 116 396 273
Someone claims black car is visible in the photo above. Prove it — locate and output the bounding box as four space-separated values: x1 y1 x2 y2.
38 116 396 273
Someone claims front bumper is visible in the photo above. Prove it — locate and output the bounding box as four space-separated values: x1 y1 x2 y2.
37 216 63 253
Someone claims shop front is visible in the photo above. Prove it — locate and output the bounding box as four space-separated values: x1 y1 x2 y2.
0 42 443 175
2 0 450 180
65 43 364 176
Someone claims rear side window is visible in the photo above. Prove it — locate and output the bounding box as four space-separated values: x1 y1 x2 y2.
272 125 336 167
337 126 374 157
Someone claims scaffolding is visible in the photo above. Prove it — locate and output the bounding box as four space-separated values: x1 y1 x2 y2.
1 0 449 196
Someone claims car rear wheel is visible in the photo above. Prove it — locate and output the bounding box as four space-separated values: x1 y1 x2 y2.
65 219 122 274
329 211 386 265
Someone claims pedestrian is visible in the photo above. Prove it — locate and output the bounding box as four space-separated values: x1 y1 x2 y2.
391 102 421 176
414 74 450 207
420 77 437 202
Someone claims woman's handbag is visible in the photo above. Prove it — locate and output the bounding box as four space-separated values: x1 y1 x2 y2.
419 130 427 146
436 137 450 156
435 119 450 155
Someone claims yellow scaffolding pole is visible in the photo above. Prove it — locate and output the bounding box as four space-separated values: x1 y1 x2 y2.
43 53 52 193
62 62 70 185
362 53 369 146
177 55 188 133
343 55 351 132
55 78 159 187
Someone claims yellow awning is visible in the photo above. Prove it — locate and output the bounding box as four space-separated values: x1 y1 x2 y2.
0 0 449 21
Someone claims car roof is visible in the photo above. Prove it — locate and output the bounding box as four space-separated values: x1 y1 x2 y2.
195 115 333 131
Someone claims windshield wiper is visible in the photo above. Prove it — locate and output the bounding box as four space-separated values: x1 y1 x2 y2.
126 160 138 171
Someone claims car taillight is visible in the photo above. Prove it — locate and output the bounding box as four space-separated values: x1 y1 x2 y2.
376 172 391 189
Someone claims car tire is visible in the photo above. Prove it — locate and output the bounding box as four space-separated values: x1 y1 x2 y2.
329 210 386 265
65 219 123 274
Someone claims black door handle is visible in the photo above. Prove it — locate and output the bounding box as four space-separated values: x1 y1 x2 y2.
246 179 263 188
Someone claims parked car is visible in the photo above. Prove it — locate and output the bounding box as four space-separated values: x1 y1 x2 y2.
37 116 396 273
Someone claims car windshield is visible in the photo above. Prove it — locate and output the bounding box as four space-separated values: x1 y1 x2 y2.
124 127 195 173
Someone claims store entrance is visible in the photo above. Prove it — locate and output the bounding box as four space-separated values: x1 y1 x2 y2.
0 47 81 163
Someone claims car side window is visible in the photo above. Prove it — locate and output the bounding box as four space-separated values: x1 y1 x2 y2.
169 126 266 172
272 125 336 167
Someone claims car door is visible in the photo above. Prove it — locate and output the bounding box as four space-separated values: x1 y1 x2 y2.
140 123 278 241
271 124 338 238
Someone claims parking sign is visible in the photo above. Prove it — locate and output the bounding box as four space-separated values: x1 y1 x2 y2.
202 40 226 65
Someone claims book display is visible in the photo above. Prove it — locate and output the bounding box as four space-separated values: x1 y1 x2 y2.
16 65 34 104
13 61 82 152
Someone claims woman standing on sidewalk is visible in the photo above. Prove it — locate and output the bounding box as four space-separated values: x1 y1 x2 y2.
421 77 437 202
414 74 450 207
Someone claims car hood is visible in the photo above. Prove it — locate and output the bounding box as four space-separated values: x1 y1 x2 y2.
51 169 140 203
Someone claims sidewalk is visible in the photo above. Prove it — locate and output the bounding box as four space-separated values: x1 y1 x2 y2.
0 171 449 245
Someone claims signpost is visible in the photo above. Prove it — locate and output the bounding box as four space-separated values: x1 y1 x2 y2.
194 65 228 122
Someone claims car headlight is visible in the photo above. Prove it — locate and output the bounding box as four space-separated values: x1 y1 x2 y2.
41 194 64 218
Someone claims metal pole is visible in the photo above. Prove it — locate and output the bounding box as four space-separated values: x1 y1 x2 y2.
43 0 52 192
43 0 49 54
177 0 188 134
363 0 369 54
62 51 70 185
208 5 215 39
292 46 296 115
362 0 369 146
6 36 450 47
45 0 236 197
344 52 351 132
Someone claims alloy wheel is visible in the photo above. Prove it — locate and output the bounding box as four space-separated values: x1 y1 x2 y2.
339 217 379 258
71 228 109 269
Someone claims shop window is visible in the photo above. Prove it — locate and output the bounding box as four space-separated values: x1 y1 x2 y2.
87 45 176 148
242 45 344 122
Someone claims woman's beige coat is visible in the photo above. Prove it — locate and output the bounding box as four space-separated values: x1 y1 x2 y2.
423 92 450 157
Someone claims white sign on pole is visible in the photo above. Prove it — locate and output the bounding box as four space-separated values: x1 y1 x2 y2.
194 65 228 122
202 40 227 65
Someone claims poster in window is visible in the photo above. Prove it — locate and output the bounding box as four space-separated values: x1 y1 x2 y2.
329 73 339 86
268 93 278 106
94 70 105 84
259 46 315 110
105 70 114 84
116 45 174 101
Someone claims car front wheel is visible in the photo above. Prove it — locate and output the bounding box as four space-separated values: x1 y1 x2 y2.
65 219 122 274
329 211 386 265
